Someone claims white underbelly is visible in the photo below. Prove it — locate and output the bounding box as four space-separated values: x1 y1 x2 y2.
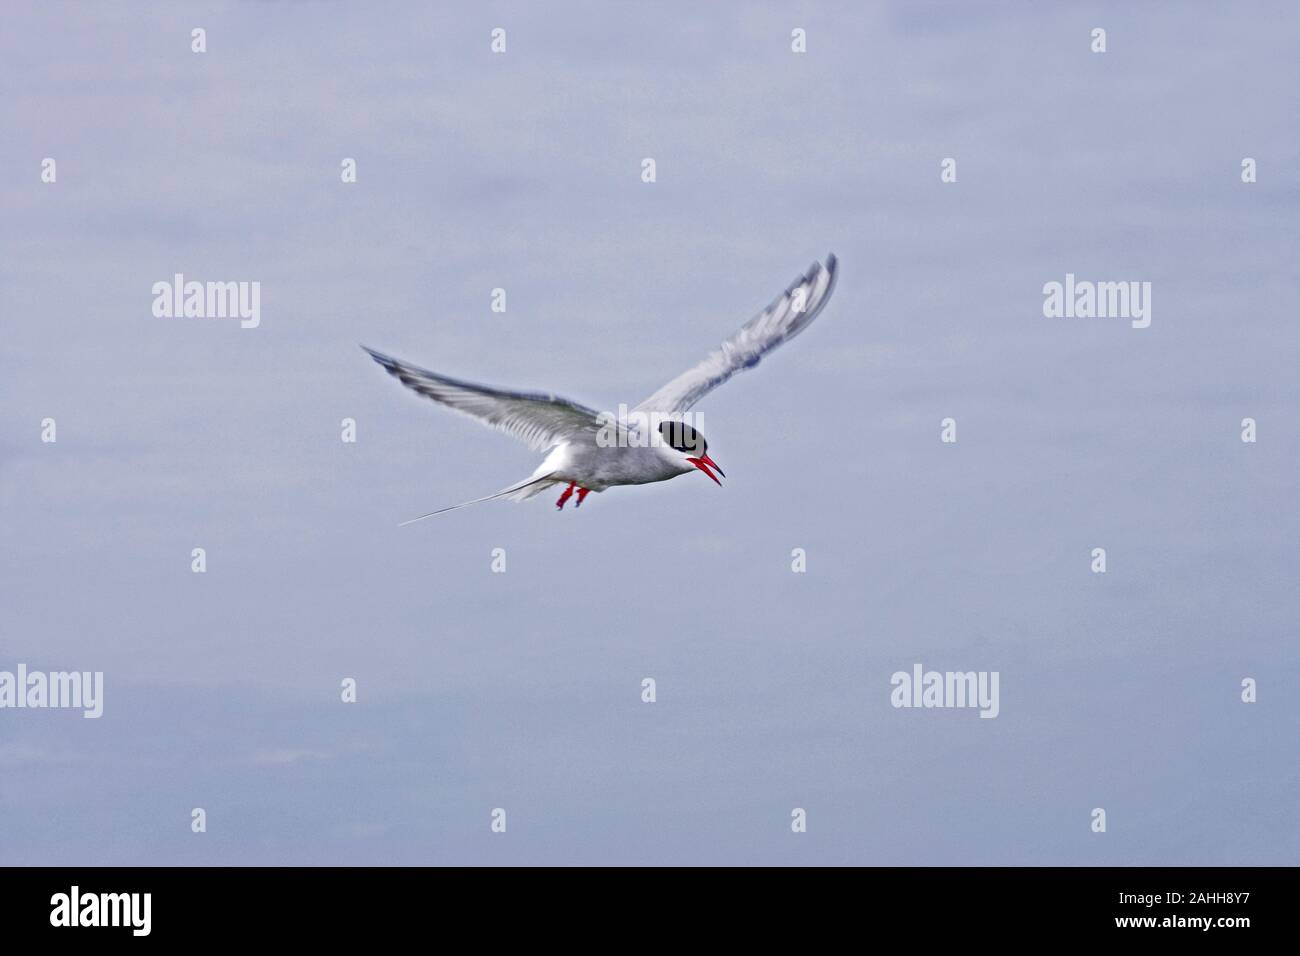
539 442 690 491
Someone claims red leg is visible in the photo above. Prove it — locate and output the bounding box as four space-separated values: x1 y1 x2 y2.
555 481 576 510
575 487 591 508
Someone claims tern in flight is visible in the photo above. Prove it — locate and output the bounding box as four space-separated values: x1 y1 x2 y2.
364 254 838 523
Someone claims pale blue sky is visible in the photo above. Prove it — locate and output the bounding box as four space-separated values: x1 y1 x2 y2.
1 1 1297 865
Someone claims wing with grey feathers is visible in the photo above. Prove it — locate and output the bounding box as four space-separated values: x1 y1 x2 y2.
634 255 838 414
362 346 606 451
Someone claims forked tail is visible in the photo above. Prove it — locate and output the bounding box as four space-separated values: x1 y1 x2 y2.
398 473 558 526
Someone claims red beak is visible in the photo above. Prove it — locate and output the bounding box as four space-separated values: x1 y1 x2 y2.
686 454 725 486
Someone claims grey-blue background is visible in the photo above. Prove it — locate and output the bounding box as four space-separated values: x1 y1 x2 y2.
2 1 1296 865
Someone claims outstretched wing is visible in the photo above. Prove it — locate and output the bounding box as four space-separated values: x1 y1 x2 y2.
634 255 838 414
362 346 606 451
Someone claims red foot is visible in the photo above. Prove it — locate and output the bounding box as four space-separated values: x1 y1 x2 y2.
555 481 576 510
575 487 591 508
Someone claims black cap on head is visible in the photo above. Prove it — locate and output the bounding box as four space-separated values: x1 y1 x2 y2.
658 420 707 456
